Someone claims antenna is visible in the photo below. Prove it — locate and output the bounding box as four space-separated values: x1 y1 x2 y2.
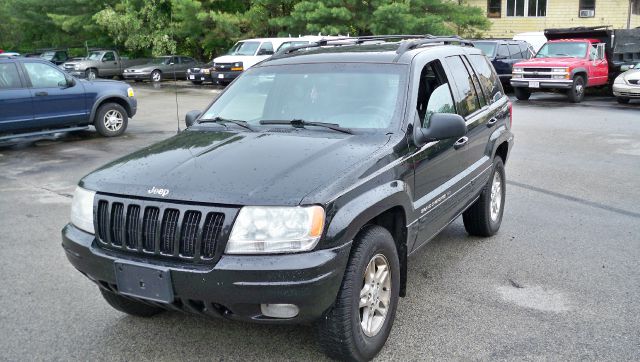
171 9 180 134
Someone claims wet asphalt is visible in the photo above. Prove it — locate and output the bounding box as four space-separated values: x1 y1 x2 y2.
0 83 639 361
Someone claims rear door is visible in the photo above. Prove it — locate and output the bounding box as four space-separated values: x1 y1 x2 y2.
21 61 88 128
0 61 34 133
494 44 512 80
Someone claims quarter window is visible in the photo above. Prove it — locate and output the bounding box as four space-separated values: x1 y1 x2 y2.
23 62 67 88
487 0 501 18
0 63 22 89
416 61 456 128
444 56 481 117
507 0 546 17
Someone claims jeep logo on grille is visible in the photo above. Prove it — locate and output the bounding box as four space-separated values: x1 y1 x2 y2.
147 186 169 197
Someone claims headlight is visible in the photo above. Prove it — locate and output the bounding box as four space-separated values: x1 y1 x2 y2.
552 67 569 73
70 186 95 234
231 62 243 71
614 76 625 84
203 68 210 74
226 206 325 254
74 64 81 70
127 87 134 97
512 67 523 73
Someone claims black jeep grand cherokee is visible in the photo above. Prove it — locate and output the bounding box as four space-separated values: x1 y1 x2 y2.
62 36 513 361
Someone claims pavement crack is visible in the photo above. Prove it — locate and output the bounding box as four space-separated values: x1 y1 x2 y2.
507 180 640 219
508 278 525 289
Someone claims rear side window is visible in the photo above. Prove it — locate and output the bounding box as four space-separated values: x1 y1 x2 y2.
497 45 510 58
416 60 456 128
258 42 274 55
468 54 504 104
0 63 22 89
444 56 481 117
519 43 532 59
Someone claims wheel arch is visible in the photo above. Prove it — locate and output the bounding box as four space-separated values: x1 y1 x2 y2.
90 95 133 123
324 182 412 297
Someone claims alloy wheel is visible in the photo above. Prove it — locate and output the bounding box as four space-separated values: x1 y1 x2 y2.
103 110 123 132
490 171 503 222
359 254 391 337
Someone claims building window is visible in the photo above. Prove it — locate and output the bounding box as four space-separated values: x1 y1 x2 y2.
487 0 501 18
633 0 640 15
506 0 547 17
579 0 596 17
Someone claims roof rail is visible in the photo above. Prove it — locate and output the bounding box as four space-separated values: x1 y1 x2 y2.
274 34 474 58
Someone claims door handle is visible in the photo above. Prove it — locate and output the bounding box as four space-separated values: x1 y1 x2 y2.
453 136 468 150
487 117 498 127
35 91 48 96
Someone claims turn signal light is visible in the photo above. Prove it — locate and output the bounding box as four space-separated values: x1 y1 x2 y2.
230 67 243 71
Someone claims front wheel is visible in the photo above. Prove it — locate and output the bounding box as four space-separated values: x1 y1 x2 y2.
85 68 97 80
567 75 586 103
151 70 162 82
94 102 128 137
317 225 400 361
463 157 506 237
514 87 531 101
100 289 164 317
617 97 630 104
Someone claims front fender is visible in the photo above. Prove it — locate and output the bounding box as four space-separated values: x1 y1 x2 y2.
323 181 412 249
570 67 588 78
89 94 133 122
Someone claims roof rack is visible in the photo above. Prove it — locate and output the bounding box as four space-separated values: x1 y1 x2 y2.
274 34 474 58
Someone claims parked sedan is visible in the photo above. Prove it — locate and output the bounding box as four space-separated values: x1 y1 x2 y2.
613 63 640 104
123 55 200 82
187 62 214 85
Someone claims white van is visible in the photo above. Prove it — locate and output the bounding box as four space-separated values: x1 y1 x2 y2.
513 32 547 53
210 36 338 84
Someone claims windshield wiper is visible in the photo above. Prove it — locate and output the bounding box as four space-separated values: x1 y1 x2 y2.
259 119 353 135
198 116 256 131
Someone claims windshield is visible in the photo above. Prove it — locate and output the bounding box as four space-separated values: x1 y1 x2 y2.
536 42 588 58
277 41 310 52
473 42 497 57
151 57 171 65
40 51 55 60
200 63 406 130
87 52 103 60
227 41 260 56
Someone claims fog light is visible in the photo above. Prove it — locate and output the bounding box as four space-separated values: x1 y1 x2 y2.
260 303 299 318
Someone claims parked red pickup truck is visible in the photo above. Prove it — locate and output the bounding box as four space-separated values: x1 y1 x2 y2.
511 26 640 103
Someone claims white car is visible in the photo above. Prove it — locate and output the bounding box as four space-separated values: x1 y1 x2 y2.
0 52 21 58
613 62 640 104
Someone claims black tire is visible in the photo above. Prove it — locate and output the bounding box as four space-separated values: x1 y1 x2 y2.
317 225 400 362
94 102 128 137
85 68 97 80
617 97 630 104
514 87 531 101
567 75 586 103
463 157 506 237
134 79 142 83
151 69 162 82
100 289 164 317
191 81 203 85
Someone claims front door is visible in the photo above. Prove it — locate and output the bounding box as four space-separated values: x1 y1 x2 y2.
22 61 87 128
0 62 34 133
101 51 118 77
410 59 469 251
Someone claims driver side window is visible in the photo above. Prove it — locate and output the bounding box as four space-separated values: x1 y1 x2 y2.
23 62 66 88
416 61 456 128
103 52 115 62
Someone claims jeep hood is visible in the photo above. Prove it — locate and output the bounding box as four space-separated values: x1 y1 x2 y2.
81 129 389 206
514 57 586 67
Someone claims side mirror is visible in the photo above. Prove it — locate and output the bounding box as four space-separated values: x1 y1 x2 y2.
185 110 201 128
414 113 467 146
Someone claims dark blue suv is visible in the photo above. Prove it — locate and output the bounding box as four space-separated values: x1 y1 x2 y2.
0 57 137 140
472 40 535 85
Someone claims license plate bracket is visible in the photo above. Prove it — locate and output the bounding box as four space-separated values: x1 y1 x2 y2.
529 81 540 88
114 261 173 303
189 75 195 80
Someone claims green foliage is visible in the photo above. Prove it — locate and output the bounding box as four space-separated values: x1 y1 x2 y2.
0 0 490 59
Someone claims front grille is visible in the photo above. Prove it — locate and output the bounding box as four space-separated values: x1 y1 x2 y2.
524 74 552 79
628 79 639 85
214 63 234 71
523 68 551 72
95 195 236 263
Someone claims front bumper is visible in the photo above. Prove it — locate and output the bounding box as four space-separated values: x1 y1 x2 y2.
123 72 151 80
613 83 640 98
211 70 241 83
61 224 351 323
68 70 86 78
187 72 213 82
510 79 573 90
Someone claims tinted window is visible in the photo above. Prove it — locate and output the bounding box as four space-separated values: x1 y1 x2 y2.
474 42 497 57
508 44 522 58
0 63 22 89
181 57 195 64
468 54 504 104
416 61 456 128
497 45 510 58
103 52 115 61
462 56 487 108
444 56 481 117
23 62 66 88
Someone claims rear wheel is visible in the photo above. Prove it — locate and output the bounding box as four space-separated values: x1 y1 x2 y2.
317 225 400 361
567 75 586 103
617 97 630 104
94 102 128 137
514 87 531 101
100 289 164 317
463 157 506 237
